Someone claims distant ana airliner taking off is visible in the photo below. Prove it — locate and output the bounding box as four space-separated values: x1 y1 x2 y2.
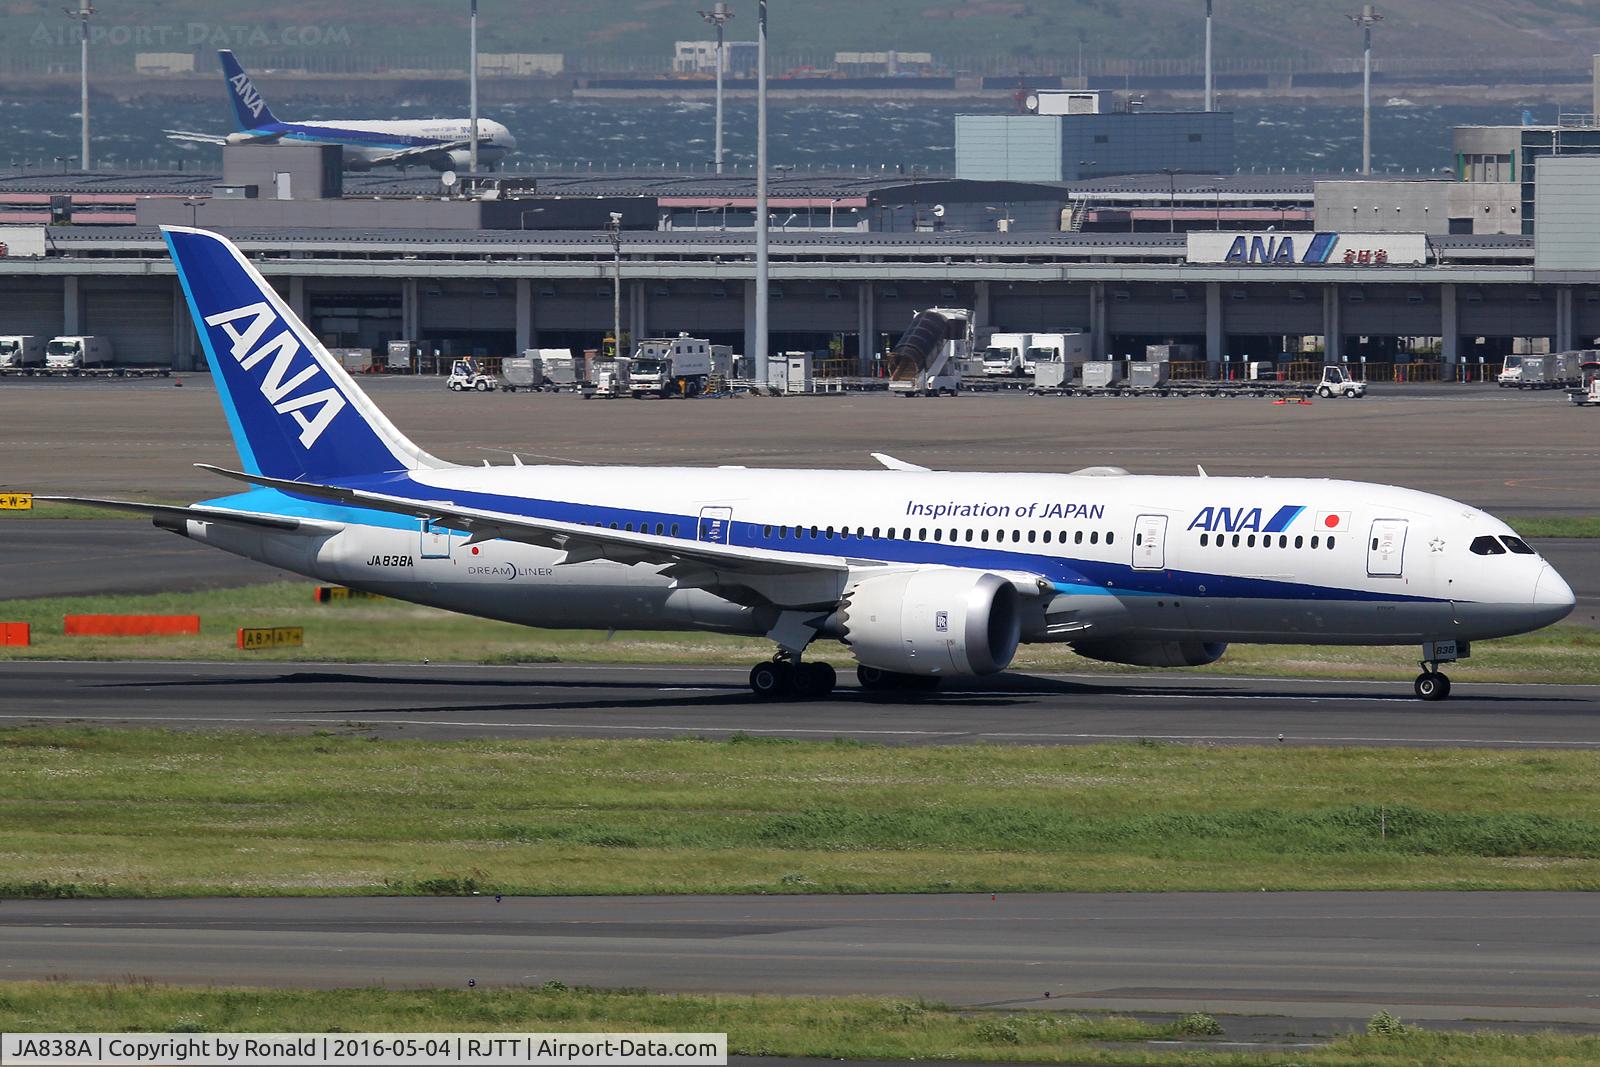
166 51 516 172
45 229 1574 701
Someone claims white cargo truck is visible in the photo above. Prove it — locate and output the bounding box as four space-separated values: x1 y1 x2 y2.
44 335 112 372
1027 332 1090 386
0 335 44 369
888 308 970 397
629 334 713 397
981 332 1029 376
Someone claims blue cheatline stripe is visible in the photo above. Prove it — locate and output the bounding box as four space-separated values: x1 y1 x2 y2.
1304 232 1338 264
163 229 260 477
1264 505 1305 533
243 472 1442 607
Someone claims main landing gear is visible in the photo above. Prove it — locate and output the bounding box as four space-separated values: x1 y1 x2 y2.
749 655 837 700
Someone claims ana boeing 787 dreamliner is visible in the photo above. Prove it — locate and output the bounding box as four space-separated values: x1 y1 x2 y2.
48 228 1575 701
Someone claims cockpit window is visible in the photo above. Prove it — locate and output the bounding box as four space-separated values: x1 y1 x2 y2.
1469 535 1507 556
1500 536 1536 555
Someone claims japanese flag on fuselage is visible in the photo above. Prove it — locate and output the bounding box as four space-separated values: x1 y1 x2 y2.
1316 511 1351 533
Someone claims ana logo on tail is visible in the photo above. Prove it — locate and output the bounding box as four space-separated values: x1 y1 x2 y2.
228 73 266 120
203 302 347 448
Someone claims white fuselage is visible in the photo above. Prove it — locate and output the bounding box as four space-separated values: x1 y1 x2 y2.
280 118 515 169
185 467 1574 649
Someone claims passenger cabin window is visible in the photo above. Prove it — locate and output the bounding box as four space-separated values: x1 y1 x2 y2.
1501 536 1536 555
1471 535 1507 555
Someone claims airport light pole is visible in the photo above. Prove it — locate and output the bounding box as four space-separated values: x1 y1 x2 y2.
1347 4 1382 175
469 0 480 173
754 0 769 384
608 212 623 360
1203 0 1214 112
68 1 95 169
698 2 734 174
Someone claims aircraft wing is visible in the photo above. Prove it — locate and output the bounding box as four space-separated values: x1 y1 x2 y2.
195 465 853 577
164 129 283 146
36 496 343 536
366 139 471 166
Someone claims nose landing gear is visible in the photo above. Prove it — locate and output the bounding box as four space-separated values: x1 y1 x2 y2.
1413 669 1451 701
1414 639 1467 701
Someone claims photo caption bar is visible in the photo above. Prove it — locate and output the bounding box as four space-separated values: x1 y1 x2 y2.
1 1033 727 1066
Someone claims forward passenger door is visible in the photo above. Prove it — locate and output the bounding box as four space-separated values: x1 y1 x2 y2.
1367 519 1407 578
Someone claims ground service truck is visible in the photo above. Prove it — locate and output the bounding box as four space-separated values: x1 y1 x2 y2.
0 335 43 369
44 336 112 372
982 332 1028 376
629 335 712 397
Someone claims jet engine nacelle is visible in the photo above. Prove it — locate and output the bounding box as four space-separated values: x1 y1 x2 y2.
1071 638 1228 668
839 569 1021 677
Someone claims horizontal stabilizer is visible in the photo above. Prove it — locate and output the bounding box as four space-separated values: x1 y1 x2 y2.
36 495 342 536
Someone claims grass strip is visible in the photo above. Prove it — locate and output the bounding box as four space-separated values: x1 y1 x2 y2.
1504 515 1600 539
0 501 181 521
5 730 1600 896
0 983 1592 1066
0 581 1595 683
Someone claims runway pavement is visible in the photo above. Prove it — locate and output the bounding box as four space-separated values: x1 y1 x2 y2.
1 660 1596 747
0 520 295 599
3 892 1597 1026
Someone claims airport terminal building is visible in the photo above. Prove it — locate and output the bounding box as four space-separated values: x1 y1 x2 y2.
5 149 1600 375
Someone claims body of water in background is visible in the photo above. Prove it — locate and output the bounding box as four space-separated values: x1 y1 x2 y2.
0 96 1567 175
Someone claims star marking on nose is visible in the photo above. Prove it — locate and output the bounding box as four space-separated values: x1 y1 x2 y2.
1429 538 1446 553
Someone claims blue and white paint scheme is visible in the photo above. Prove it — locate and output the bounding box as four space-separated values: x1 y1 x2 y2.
166 51 516 172
48 228 1574 701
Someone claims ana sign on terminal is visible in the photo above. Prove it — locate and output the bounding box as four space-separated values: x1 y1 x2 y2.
1187 231 1426 267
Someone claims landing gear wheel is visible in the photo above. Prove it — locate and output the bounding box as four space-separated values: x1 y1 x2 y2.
855 666 942 694
856 665 893 691
793 662 837 699
1414 671 1451 701
749 660 793 700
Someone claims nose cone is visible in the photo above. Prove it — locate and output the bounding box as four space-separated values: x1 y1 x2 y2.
1533 564 1577 624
